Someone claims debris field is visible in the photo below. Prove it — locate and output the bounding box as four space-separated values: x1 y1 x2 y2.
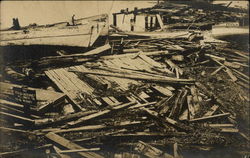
0 1 249 158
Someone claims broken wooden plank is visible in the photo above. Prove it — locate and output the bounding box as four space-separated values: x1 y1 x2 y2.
139 54 164 68
210 58 237 81
0 144 53 157
224 61 241 69
101 50 169 60
205 54 226 61
189 113 230 122
68 101 136 126
53 146 71 158
54 125 106 133
35 110 96 126
45 132 104 158
207 124 234 128
38 94 67 113
224 68 238 82
156 14 165 29
0 126 30 134
220 128 239 133
203 105 219 117
59 148 100 153
211 66 224 76
69 69 195 84
142 107 192 132
151 85 173 96
135 141 173 158
0 111 34 124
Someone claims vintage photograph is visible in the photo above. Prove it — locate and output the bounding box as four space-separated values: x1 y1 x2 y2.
0 0 249 157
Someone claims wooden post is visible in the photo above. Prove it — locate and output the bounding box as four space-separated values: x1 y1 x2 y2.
145 16 148 30
113 14 117 26
130 19 135 31
133 7 138 22
150 16 153 30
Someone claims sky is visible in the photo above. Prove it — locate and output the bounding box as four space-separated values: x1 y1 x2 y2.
0 1 154 29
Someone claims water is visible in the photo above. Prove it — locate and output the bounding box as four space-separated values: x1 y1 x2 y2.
0 1 154 29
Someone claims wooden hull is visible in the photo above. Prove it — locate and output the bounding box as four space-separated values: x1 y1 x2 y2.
0 14 109 47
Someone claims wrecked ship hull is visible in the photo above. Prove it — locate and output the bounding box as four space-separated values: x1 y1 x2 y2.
0 14 109 47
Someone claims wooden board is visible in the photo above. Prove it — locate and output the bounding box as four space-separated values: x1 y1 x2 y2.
0 82 65 111
46 132 104 158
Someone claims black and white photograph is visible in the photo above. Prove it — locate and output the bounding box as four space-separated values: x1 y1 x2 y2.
0 0 249 157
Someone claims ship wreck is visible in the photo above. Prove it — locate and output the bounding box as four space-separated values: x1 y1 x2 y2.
0 14 109 47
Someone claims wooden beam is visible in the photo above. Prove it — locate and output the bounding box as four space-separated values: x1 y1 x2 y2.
68 101 136 126
45 132 104 158
59 148 100 153
0 111 34 124
43 44 110 60
156 14 165 29
101 50 169 60
35 110 96 126
189 113 230 122
69 69 195 84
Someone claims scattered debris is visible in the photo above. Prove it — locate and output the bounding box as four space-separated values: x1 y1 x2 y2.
0 1 249 157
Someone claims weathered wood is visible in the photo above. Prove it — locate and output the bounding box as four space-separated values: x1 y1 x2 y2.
223 61 241 69
156 14 165 29
189 113 230 122
38 94 67 113
0 126 29 134
195 82 225 107
59 148 100 153
53 146 71 158
142 107 192 132
232 68 249 80
0 111 34 124
211 66 224 76
69 69 195 84
68 101 136 126
151 85 173 96
123 48 141 53
207 124 234 128
0 144 53 157
139 54 164 68
210 58 237 81
205 54 226 61
224 68 237 82
203 105 219 117
173 142 182 158
35 110 96 126
187 95 195 120
45 132 104 158
129 101 157 109
135 141 173 158
220 128 239 133
55 125 106 133
47 72 83 110
165 59 183 78
169 88 187 119
101 51 169 60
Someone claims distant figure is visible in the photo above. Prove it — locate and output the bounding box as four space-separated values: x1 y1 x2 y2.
12 18 20 30
130 19 135 31
72 14 76 26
